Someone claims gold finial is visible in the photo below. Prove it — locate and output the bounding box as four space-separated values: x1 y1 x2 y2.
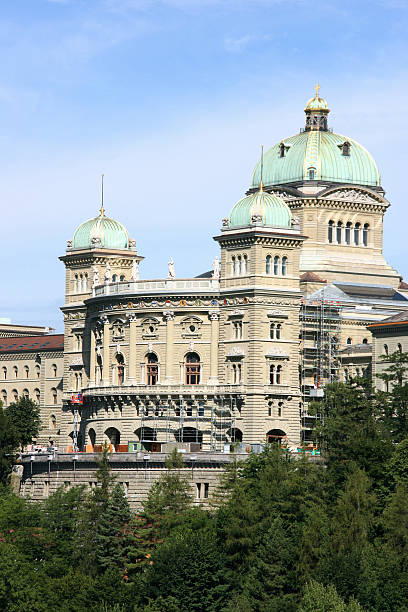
259 144 264 192
315 83 320 98
99 173 105 217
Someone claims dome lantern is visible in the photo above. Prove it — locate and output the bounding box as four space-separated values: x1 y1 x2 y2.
304 84 330 132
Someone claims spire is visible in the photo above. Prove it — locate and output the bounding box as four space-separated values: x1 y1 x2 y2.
315 82 320 98
259 144 264 192
99 173 105 217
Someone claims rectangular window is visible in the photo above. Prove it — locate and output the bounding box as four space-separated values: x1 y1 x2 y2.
196 483 202 499
204 483 209 499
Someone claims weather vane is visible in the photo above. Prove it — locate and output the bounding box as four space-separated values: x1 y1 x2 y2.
100 173 105 217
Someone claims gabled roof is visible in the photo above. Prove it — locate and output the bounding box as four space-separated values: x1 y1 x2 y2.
0 334 64 353
300 271 327 283
368 311 408 328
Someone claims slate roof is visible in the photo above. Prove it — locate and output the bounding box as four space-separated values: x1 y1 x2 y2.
0 334 64 353
340 343 372 355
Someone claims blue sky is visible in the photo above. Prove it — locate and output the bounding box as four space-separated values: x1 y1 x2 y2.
1 0 408 331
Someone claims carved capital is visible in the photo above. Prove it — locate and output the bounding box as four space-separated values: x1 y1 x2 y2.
100 315 109 325
209 311 220 321
163 310 175 321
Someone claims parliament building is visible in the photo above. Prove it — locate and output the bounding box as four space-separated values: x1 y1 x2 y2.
3 88 408 454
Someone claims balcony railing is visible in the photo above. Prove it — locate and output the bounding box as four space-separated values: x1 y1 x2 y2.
63 383 244 400
93 278 219 298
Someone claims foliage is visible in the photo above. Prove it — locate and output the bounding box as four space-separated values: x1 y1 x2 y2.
4 397 41 449
2 378 408 610
0 407 19 484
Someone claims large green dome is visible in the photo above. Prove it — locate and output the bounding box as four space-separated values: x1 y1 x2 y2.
251 91 380 188
228 189 291 229
251 130 380 188
72 213 130 250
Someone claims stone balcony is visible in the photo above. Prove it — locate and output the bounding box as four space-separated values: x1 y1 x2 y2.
93 278 219 298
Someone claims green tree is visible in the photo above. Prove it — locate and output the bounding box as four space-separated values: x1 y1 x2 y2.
0 408 19 485
310 380 391 488
377 350 408 442
4 397 41 449
142 449 192 528
95 483 131 573
299 580 364 612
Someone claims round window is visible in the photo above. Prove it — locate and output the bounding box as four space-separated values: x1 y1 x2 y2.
189 325 196 333
149 326 155 334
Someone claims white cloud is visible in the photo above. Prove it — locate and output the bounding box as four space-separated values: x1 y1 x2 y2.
224 34 252 53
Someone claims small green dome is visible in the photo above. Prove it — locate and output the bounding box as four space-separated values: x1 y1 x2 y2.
228 190 291 229
251 130 380 188
72 213 130 250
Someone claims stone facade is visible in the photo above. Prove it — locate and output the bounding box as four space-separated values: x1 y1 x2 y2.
368 312 408 390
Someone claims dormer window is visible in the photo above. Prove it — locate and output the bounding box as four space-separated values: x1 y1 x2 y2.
342 142 350 156
279 142 285 158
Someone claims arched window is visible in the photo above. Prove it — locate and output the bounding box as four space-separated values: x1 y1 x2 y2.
345 222 352 245
52 364 57 378
13 366 18 378
268 401 273 417
308 167 315 180
120 274 125 282
112 274 117 282
12 389 18 403
243 255 248 275
344 368 349 382
328 220 334 243
336 221 342 244
50 415 56 430
22 389 29 399
2 367 6 380
74 274 79 293
354 222 361 245
35 365 40 379
51 388 57 405
146 353 159 386
281 256 287 276
384 344 389 356
362 338 368 344
276 323 282 339
34 388 40 404
277 401 283 417
363 223 369 247
237 255 242 275
24 366 29 379
84 273 88 292
276 365 282 384
269 364 275 385
342 142 350 156
270 323 275 339
347 338 352 345
88 428 96 446
185 352 200 385
279 142 285 158
398 343 403 354
116 353 125 385
1 390 7 407
266 255 271 274
232 256 236 276
266 429 286 443
233 321 243 340
273 255 279 275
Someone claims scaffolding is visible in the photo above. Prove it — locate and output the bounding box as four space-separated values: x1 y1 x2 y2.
137 394 239 451
300 298 341 443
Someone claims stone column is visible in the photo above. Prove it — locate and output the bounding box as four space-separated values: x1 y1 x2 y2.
101 316 110 385
163 311 175 383
209 311 220 384
128 314 137 383
89 326 96 385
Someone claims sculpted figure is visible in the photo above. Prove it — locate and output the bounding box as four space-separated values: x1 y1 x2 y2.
212 256 220 279
92 266 99 288
168 257 175 279
131 259 139 281
104 262 111 284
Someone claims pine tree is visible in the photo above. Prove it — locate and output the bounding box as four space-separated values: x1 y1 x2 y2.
95 483 131 573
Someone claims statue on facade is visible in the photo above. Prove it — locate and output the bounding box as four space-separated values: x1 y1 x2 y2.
130 259 139 281
104 262 111 284
92 266 99 288
168 257 175 279
212 256 220 279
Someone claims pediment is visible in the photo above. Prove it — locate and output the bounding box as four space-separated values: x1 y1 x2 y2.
318 185 388 205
